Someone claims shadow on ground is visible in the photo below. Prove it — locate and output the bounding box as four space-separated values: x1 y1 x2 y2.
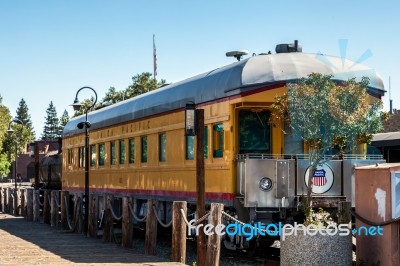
0 213 180 265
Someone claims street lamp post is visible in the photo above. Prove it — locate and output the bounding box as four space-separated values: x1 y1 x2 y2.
71 86 97 235
7 118 23 191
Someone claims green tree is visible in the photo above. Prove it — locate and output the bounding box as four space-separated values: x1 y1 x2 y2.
125 72 166 98
100 72 166 108
0 95 12 147
271 73 384 223
73 72 166 117
3 98 35 159
101 86 123 106
15 98 35 141
0 95 12 177
41 101 60 140
382 109 400 132
59 109 70 136
0 153 11 177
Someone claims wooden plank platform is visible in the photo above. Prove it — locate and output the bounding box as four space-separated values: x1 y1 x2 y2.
0 213 183 265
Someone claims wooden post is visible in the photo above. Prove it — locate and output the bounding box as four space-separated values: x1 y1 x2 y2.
206 203 224 266
60 191 69 230
13 188 19 216
121 196 133 248
172 201 187 263
50 191 58 227
2 188 7 213
34 142 40 189
103 194 113 242
0 187 2 212
88 194 98 238
20 189 26 217
338 201 351 225
43 190 50 224
196 109 206 266
8 188 13 214
33 189 40 222
26 188 33 221
76 193 84 234
72 193 81 233
145 199 158 255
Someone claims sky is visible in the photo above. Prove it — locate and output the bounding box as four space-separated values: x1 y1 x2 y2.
0 1 399 138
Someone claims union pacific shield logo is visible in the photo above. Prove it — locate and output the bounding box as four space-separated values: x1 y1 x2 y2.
304 164 334 194
313 169 327 186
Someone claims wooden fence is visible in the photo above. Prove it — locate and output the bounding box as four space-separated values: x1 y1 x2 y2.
0 187 223 266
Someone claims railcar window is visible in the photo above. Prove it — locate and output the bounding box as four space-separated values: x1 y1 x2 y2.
90 145 96 167
78 147 85 168
141 136 147 163
213 124 224 158
120 140 125 164
186 136 194 160
129 139 135 164
99 143 105 166
204 126 208 158
159 133 166 162
111 141 116 165
186 127 208 160
238 110 271 154
67 149 73 165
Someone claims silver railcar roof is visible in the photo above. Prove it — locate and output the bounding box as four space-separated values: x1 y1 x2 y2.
63 52 384 137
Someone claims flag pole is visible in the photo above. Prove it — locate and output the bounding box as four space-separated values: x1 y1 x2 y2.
153 34 157 81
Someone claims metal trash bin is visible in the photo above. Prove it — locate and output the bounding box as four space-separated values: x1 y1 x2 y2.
355 163 400 266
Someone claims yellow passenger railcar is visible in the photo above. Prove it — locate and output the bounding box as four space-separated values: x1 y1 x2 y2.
62 43 385 249
62 83 286 203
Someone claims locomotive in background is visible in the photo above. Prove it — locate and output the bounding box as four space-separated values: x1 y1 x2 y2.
24 139 62 190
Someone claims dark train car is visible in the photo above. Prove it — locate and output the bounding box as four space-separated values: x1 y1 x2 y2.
372 132 400 162
39 151 62 189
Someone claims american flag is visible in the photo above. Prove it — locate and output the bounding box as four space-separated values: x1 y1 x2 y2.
313 169 327 186
153 34 157 81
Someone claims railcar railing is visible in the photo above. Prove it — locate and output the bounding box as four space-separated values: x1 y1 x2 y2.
236 153 383 160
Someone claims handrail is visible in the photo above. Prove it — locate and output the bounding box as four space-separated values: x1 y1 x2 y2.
236 153 383 160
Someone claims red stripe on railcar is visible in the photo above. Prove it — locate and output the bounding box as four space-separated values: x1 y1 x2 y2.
63 187 235 202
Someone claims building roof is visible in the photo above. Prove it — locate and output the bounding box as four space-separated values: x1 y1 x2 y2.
372 132 400 147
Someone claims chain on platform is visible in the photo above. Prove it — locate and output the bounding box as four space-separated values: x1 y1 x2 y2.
54 192 61 208
64 195 81 232
108 199 122 221
128 202 146 222
152 205 172 228
179 209 210 227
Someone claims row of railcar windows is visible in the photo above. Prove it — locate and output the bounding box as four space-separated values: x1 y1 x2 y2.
69 123 224 168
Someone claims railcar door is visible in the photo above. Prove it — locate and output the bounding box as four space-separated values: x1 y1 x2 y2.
236 109 296 208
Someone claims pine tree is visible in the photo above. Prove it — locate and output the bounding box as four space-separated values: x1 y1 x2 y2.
2 99 35 161
42 101 60 140
58 109 70 136
15 98 36 141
